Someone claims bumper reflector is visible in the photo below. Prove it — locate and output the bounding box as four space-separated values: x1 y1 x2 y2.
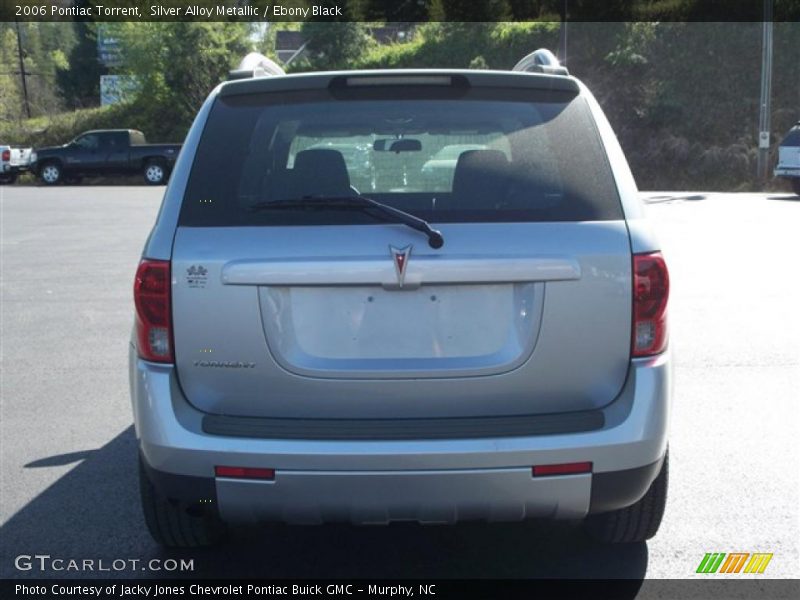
532 462 593 477
215 466 275 480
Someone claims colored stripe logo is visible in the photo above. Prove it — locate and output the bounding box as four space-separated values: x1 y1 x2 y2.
697 553 773 574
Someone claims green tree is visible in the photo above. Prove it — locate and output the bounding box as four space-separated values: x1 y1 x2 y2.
110 22 251 137
0 27 22 121
0 22 72 118
300 21 372 71
57 21 103 108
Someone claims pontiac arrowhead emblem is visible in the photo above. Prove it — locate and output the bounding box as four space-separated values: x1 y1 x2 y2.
389 245 412 288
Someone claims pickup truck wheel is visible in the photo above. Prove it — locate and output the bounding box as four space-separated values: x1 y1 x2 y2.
583 451 669 544
39 163 62 185
144 161 167 185
139 456 226 548
0 172 17 184
792 179 800 196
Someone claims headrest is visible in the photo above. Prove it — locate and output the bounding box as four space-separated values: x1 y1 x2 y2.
452 149 510 201
292 149 351 198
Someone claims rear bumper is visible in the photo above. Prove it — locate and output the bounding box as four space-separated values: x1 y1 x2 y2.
774 167 800 177
130 347 671 524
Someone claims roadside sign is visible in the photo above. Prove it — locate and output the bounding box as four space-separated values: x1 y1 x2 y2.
100 75 138 105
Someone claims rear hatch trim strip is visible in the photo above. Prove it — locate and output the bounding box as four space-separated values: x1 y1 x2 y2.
222 255 581 287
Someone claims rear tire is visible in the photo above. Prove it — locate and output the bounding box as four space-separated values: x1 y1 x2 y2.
0 172 17 185
583 451 668 544
39 162 62 185
143 160 167 185
139 456 226 548
792 179 800 197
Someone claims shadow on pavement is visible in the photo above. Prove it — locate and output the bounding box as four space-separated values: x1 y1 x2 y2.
1 427 647 587
766 194 800 201
25 450 96 468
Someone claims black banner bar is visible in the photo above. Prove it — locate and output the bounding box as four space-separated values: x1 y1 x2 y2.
3 0 800 23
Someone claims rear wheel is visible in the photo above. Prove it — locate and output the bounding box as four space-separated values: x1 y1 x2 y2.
0 172 17 185
143 160 167 185
792 178 800 196
139 456 226 548
39 162 62 185
583 451 668 544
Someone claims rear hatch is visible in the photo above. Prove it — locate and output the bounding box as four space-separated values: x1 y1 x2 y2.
170 74 632 419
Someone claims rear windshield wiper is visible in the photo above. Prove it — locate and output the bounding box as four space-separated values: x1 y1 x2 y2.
248 195 445 249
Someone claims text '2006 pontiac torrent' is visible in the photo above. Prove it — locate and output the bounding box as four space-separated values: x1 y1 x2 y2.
130 50 671 547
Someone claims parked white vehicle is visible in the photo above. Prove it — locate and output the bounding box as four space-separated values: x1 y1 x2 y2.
774 122 800 195
0 144 36 184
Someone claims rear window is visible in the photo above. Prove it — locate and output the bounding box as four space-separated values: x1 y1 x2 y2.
781 127 800 147
180 85 622 226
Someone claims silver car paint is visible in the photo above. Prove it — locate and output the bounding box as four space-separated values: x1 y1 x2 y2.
171 221 632 417
216 469 592 524
130 349 670 522
142 83 221 261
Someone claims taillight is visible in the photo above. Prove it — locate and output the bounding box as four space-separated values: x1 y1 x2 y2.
134 259 173 362
1 149 9 161
632 252 669 357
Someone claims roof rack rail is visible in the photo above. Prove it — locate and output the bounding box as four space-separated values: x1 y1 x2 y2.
229 52 285 80
512 49 569 76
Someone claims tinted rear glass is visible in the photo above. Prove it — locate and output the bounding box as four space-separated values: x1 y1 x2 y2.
781 127 800 147
180 85 622 226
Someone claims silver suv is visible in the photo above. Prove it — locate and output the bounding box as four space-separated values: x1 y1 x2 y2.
130 50 671 548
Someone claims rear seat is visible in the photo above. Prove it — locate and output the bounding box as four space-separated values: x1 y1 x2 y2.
451 149 510 210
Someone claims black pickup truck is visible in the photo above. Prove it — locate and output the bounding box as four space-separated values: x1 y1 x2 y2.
34 129 181 185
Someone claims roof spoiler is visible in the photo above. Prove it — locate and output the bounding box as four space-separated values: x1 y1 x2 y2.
229 52 285 80
512 49 569 76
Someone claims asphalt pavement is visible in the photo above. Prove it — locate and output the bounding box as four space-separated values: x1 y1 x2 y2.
0 186 798 590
